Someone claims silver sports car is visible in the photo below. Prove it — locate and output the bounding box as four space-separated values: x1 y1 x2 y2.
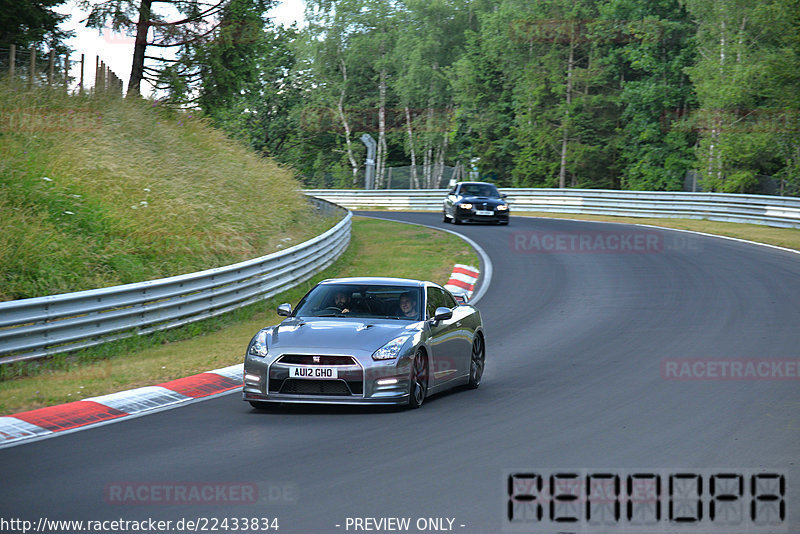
242 277 485 409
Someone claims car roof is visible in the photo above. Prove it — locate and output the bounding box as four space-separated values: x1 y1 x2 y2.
455 181 497 187
319 277 427 287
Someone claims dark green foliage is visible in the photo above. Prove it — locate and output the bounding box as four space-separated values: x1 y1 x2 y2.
0 0 73 51
84 0 796 193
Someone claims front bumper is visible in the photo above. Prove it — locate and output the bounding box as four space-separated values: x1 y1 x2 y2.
243 350 413 405
457 206 509 223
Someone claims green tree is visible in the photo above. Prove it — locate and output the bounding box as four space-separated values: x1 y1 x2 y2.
81 0 227 96
0 0 72 51
600 0 697 191
456 0 619 188
683 0 793 192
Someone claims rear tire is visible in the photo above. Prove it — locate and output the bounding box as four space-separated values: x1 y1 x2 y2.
408 350 428 409
442 211 449 223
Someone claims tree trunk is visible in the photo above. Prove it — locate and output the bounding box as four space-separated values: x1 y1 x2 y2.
127 0 153 97
376 68 387 188
405 106 419 189
558 35 575 189
337 58 359 185
423 140 433 188
423 105 435 188
433 132 449 188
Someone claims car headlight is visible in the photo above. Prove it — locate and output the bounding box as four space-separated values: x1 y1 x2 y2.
372 335 411 361
249 330 268 357
459 203 473 210
497 204 508 211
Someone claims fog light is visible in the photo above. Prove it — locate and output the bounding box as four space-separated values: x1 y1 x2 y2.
376 378 398 386
244 373 261 385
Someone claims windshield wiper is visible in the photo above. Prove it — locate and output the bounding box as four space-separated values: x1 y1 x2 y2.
317 313 346 317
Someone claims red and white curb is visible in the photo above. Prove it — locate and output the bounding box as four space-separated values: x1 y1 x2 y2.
0 364 243 448
444 264 480 301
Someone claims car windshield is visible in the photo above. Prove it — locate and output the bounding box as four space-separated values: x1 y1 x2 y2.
460 183 500 198
293 284 424 321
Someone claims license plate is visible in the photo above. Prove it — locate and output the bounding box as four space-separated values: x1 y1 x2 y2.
288 366 338 379
475 209 494 216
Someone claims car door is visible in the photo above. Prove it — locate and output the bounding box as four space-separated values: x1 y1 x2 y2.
425 286 461 386
440 289 474 378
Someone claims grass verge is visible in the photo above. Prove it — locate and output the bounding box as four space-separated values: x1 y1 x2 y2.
0 84 330 301
0 217 479 415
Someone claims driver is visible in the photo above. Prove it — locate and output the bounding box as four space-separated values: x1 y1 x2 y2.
334 290 353 314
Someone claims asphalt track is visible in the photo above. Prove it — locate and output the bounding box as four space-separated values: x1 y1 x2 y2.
1 212 799 533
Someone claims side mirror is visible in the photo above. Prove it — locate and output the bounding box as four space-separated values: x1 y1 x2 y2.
433 307 453 322
277 303 292 317
501 193 508 198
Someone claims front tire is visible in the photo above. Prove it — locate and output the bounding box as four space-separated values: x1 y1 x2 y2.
467 334 485 389
408 350 428 408
249 401 270 410
442 210 449 223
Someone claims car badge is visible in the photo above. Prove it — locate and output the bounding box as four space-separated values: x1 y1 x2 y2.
313 356 320 363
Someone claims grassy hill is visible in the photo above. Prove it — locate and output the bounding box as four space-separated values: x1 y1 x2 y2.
0 84 332 301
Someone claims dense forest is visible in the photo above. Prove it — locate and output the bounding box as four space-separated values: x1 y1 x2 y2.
59 0 800 192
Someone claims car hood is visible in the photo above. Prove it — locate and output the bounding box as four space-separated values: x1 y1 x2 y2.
459 195 506 206
268 317 420 353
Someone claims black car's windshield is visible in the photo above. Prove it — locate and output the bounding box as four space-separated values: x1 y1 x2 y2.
293 284 424 321
460 183 500 198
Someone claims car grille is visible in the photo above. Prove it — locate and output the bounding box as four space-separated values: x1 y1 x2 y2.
278 379 353 396
269 353 364 396
278 354 357 366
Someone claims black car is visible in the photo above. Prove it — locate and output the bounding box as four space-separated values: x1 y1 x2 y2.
442 181 510 225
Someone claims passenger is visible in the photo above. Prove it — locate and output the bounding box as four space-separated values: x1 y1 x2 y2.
398 292 419 319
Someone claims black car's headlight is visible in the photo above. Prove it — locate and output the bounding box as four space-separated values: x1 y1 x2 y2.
372 335 411 360
497 204 509 211
249 330 269 357
459 203 473 210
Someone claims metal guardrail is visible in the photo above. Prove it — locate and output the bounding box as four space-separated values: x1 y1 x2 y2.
304 189 800 229
0 198 350 365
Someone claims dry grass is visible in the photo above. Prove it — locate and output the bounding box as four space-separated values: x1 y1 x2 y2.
0 84 332 300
